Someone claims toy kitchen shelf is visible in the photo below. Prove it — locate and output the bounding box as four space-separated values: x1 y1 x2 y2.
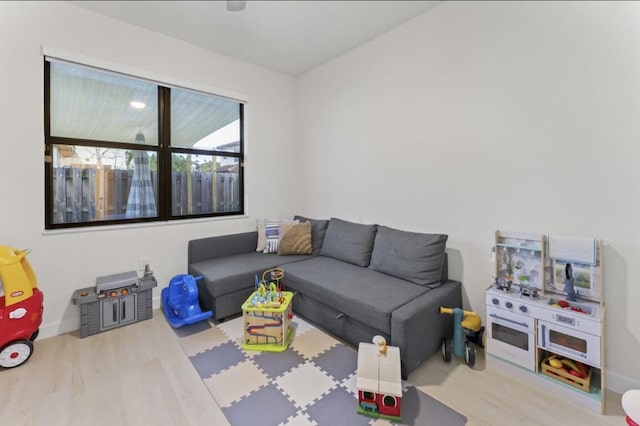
487 230 606 414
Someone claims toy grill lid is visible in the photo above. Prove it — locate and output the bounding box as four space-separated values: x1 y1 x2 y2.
96 271 139 292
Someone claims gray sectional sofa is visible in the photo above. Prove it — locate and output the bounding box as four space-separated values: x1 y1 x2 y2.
188 216 462 378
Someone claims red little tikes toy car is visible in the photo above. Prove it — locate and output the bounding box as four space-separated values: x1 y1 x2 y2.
0 246 44 368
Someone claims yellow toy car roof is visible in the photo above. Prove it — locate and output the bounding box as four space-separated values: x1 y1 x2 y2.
0 246 37 306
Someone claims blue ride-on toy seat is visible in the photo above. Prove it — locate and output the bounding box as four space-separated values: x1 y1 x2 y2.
162 274 213 328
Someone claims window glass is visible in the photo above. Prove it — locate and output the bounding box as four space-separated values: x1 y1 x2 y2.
51 145 158 223
49 61 158 145
45 58 244 229
383 395 397 407
171 88 240 152
171 153 240 216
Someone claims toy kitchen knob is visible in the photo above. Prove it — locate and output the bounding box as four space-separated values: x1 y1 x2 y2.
505 301 513 309
519 305 528 313
492 298 499 305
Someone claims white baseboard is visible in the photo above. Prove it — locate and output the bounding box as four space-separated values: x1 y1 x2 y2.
606 370 640 394
38 295 163 340
39 317 79 340
487 355 604 413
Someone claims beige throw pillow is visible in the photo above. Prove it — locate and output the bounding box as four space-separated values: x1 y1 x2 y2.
278 221 313 255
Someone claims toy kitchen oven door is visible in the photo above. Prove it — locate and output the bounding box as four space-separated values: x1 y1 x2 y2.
485 291 536 371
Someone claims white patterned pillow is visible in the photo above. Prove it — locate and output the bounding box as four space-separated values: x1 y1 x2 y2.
263 219 298 253
256 219 267 252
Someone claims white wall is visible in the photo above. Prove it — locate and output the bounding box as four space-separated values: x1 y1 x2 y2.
2 0 638 395
295 1 640 392
0 3 297 336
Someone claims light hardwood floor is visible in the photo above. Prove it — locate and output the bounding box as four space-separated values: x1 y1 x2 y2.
0 311 626 426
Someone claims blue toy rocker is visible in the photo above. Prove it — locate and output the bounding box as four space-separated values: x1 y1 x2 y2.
162 274 213 328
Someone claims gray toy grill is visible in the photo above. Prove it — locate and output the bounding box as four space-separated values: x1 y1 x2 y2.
71 270 157 338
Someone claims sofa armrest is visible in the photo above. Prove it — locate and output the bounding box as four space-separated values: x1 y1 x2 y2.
188 231 258 265
391 279 462 378
441 252 449 283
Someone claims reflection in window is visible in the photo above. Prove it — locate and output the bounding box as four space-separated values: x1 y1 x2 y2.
49 61 158 144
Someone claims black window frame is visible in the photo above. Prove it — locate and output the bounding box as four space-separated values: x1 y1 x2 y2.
44 58 245 230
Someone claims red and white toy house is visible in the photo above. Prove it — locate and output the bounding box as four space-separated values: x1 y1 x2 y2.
356 341 402 421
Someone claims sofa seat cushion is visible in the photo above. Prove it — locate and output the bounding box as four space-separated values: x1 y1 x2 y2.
190 253 310 298
282 256 430 335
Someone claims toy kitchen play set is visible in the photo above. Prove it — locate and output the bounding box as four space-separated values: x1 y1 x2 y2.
486 231 605 413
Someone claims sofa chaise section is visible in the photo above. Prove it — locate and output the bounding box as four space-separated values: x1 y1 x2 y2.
188 231 309 320
284 253 461 378
283 256 430 335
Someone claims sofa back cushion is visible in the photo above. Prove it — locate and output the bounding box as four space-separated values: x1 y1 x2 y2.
319 218 377 266
293 215 329 255
369 225 448 286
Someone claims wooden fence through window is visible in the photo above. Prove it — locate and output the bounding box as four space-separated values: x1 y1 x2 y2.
52 166 239 223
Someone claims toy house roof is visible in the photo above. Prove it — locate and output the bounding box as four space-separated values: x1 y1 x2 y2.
356 342 402 397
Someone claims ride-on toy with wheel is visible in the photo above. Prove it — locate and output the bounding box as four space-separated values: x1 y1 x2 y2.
0 246 44 369
440 306 484 368
162 274 213 328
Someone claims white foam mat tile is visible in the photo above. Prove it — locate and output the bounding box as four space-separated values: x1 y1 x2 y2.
281 412 316 426
275 361 338 409
290 328 339 359
290 317 315 335
179 325 230 356
203 360 269 408
216 316 244 338
341 372 358 396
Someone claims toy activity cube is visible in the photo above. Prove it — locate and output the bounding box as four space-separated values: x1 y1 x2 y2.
241 290 293 352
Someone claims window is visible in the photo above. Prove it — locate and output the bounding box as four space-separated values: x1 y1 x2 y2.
362 391 375 401
44 58 244 229
382 395 397 407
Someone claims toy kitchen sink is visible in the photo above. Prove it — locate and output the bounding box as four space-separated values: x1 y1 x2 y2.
546 297 599 317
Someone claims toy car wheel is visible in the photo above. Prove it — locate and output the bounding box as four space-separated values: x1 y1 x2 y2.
441 338 452 363
30 328 40 342
464 341 476 368
0 340 34 368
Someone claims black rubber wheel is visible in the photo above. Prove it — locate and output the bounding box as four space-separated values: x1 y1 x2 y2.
464 341 476 368
441 338 452 363
0 340 34 368
29 328 40 342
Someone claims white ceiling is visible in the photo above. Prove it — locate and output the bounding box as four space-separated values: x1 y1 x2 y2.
67 1 442 76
